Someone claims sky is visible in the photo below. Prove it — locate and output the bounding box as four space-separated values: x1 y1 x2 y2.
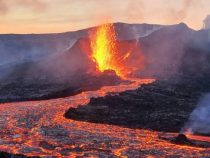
0 0 210 34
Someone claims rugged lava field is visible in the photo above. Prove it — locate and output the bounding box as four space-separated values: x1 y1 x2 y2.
0 79 209 157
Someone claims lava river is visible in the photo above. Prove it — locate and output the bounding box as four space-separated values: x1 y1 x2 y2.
0 79 209 157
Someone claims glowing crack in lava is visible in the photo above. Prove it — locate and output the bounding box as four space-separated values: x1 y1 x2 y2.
90 23 131 78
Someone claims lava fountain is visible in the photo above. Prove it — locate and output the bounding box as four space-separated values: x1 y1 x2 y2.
90 23 131 78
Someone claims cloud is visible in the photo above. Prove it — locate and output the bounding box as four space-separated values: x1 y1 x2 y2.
0 0 8 15
168 0 195 22
0 0 46 15
127 0 144 19
16 0 46 11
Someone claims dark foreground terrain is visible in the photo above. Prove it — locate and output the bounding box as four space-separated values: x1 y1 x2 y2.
0 151 39 158
65 74 210 133
0 70 122 103
0 78 209 157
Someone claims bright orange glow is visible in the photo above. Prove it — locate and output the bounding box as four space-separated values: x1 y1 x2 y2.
0 78 155 157
90 23 130 78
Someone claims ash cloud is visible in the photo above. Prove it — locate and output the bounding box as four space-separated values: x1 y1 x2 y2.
181 94 210 135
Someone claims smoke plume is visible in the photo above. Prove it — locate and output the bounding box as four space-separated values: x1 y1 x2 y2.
181 93 210 135
203 15 210 29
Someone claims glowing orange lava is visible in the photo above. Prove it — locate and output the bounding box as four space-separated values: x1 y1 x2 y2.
90 23 131 78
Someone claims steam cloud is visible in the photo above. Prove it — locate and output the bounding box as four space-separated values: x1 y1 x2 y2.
181 93 210 135
203 15 210 29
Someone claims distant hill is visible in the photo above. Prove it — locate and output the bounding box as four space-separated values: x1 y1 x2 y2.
0 23 162 65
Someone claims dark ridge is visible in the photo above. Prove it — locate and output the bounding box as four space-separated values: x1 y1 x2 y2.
159 134 210 148
64 74 210 132
0 71 123 103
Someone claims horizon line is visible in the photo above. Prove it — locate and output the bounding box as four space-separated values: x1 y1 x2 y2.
0 22 197 35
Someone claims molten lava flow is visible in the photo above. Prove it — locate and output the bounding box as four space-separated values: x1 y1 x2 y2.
0 79 155 157
90 23 130 78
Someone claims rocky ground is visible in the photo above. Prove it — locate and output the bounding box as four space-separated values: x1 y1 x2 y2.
0 70 123 103
0 82 209 157
0 151 39 158
65 73 210 133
